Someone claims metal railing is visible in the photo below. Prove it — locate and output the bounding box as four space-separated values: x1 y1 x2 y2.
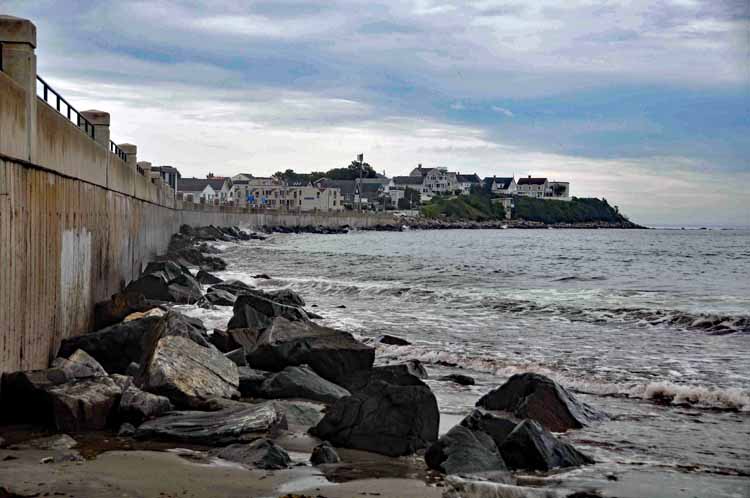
36 75 95 140
110 141 127 162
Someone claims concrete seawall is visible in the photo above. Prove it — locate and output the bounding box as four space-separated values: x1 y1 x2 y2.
0 16 393 374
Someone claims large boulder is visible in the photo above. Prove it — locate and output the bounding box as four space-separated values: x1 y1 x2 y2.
227 292 309 330
125 261 202 304
51 349 108 379
258 366 350 404
460 409 517 449
210 280 254 296
57 316 162 374
424 425 512 482
46 376 122 432
274 400 326 428
377 360 428 380
476 373 605 432
119 386 173 425
245 319 374 382
140 335 239 407
93 291 153 330
310 367 439 457
238 367 271 397
310 441 340 465
135 401 286 445
204 287 237 306
498 419 593 471
212 439 291 470
196 270 223 285
1 368 72 424
266 288 305 308
210 328 260 353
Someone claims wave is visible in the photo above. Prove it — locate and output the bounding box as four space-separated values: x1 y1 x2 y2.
373 343 750 412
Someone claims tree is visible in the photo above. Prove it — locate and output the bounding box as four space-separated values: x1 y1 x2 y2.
397 187 421 209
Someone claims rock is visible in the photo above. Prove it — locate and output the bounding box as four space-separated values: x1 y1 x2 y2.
123 308 165 322
274 400 325 427
258 366 350 404
225 348 247 366
93 291 152 329
228 292 309 330
51 349 108 379
210 328 261 353
110 374 134 391
19 434 77 450
439 374 475 386
377 335 411 346
135 401 286 445
46 376 122 432
57 316 162 374
424 425 512 482
196 270 223 285
118 423 136 437
498 419 593 471
204 287 237 306
141 336 239 408
266 288 305 307
377 360 428 380
1 368 72 424
246 319 374 382
210 279 254 296
119 386 173 424
253 274 271 280
310 367 439 457
198 255 228 272
40 456 54 464
476 373 604 432
125 261 202 304
310 441 340 465
460 409 517 449
213 438 291 470
238 367 271 397
126 362 141 377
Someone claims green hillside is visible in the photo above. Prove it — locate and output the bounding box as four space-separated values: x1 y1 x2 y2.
513 197 628 224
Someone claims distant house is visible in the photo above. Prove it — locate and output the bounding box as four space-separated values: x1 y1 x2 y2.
546 181 571 201
483 176 516 194
151 165 181 192
386 176 424 205
456 173 481 194
240 185 342 212
409 164 460 199
516 176 548 199
178 177 226 203
313 179 356 207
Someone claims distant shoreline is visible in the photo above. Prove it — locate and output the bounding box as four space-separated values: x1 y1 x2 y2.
358 218 647 231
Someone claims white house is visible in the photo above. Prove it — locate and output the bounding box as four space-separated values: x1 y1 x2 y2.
456 173 481 194
238 185 343 212
178 178 226 203
516 176 549 199
483 176 516 194
546 181 571 201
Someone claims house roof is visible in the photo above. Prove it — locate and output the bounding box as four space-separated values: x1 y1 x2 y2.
356 177 390 186
179 178 225 192
456 173 481 183
412 166 436 177
316 179 356 194
517 177 548 185
393 176 423 185
152 165 181 176
357 183 383 194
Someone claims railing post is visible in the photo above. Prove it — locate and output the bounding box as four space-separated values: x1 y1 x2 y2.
0 15 37 161
118 143 137 170
80 109 109 148
137 161 153 179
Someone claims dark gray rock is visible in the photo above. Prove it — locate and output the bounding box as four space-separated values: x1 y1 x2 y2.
51 349 108 379
118 423 136 437
57 316 162 374
228 292 309 331
377 360 428 380
135 402 286 445
376 335 411 346
238 367 271 397
258 366 350 404
273 400 325 428
46 376 122 432
425 425 511 482
499 419 594 471
310 441 340 465
196 270 223 285
110 374 134 391
210 279 254 296
253 274 271 279
141 335 239 408
204 287 236 306
93 291 152 330
225 348 247 366
126 362 141 377
125 261 202 304
213 438 291 470
476 373 605 432
246 319 374 382
460 409 517 449
439 374 475 386
266 288 305 308
1 368 73 424
210 328 260 353
119 386 173 424
310 367 438 457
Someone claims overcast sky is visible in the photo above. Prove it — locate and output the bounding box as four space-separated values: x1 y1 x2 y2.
5 0 749 226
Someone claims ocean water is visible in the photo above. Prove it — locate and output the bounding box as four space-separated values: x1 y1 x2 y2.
180 228 750 497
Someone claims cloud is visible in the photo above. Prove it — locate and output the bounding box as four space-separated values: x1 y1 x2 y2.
450 101 465 110
491 106 514 117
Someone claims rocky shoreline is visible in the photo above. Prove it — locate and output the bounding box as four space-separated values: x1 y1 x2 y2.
0 225 610 498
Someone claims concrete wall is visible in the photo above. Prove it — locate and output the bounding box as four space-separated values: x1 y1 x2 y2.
0 16 394 374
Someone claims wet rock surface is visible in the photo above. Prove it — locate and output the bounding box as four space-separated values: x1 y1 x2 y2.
459 409 517 449
119 386 173 425
135 401 286 445
245 318 375 382
257 365 350 404
212 438 292 469
46 376 122 432
228 292 309 330
310 441 340 465
425 425 512 482
125 261 203 304
439 374 475 386
499 419 594 471
476 373 605 432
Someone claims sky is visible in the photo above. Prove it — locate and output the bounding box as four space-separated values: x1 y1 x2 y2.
4 0 749 226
